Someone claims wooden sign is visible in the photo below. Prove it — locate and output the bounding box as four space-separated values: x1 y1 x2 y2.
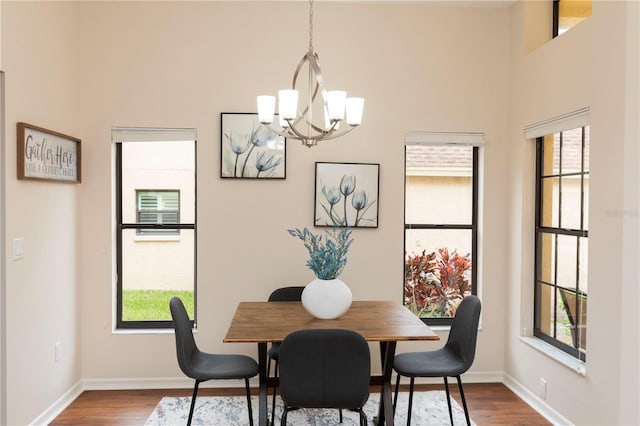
17 122 81 183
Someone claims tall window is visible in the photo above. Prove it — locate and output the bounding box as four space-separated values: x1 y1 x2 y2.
114 128 196 329
534 125 589 361
553 0 592 38
404 133 481 326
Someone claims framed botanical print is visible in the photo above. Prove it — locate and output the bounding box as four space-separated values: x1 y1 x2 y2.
314 162 380 228
221 113 286 179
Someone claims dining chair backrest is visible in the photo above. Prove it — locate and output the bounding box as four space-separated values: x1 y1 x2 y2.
279 328 370 409
169 297 199 378
445 295 482 372
268 286 305 302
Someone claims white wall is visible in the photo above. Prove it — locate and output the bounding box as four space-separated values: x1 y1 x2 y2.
3 1 637 425
506 1 640 424
73 0 509 383
1 2 81 425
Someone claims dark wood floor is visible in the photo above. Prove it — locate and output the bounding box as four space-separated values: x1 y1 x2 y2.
51 383 550 425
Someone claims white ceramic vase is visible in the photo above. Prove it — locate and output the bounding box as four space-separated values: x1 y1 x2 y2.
301 277 353 320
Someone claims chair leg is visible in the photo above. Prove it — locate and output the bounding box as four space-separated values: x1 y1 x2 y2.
187 380 200 426
443 376 453 426
393 372 401 413
339 408 343 423
245 378 254 426
455 375 471 426
270 360 279 426
280 406 288 426
407 376 415 425
359 408 367 426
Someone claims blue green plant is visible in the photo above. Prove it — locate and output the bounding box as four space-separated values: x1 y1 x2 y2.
287 227 353 280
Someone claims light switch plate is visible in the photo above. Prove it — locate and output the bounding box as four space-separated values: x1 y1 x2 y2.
12 238 25 260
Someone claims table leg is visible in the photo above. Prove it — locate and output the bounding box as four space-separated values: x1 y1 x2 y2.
377 341 397 426
257 342 268 426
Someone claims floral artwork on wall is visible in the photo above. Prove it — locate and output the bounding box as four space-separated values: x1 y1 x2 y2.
220 113 286 179
314 162 379 228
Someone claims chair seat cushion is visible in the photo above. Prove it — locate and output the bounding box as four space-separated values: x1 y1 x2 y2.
189 352 259 381
394 347 466 378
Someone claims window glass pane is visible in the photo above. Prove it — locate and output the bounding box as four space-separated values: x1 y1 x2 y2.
121 228 195 321
557 0 592 36
556 288 574 347
405 145 472 225
561 127 583 174
404 229 472 318
583 174 589 229
540 176 559 228
536 282 554 336
578 237 588 294
538 232 555 284
560 175 582 230
122 141 195 223
542 134 560 176
556 234 577 289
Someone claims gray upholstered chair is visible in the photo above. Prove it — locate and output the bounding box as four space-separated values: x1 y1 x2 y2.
393 295 481 426
267 286 305 425
278 329 370 426
169 297 259 426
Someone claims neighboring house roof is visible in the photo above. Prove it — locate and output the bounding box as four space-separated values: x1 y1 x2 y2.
406 145 472 170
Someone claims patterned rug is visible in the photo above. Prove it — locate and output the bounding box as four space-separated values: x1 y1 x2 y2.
145 391 474 425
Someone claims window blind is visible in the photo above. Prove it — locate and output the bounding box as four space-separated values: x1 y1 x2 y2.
524 107 590 139
404 131 485 146
112 127 196 143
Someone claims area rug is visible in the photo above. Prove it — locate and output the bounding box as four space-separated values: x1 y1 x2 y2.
145 391 474 425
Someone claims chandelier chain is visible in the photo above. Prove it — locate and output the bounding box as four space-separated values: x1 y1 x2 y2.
309 0 314 54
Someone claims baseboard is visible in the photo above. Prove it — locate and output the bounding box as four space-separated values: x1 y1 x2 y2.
29 381 83 426
82 376 251 390
503 372 573 425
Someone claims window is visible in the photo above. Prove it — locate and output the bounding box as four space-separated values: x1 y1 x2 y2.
114 128 196 329
553 0 592 38
136 190 180 235
534 125 589 361
404 132 481 326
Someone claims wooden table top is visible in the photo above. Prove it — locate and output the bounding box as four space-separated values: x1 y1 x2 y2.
223 300 439 343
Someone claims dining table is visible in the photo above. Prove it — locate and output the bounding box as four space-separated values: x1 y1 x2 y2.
223 300 440 425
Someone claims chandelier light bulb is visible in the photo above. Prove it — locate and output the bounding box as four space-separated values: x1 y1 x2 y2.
257 96 276 124
345 97 365 126
278 89 299 121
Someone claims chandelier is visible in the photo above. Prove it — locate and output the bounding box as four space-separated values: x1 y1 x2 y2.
256 0 364 148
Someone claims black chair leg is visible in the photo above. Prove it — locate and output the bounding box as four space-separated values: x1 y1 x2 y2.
245 378 254 426
359 409 367 426
280 406 288 426
270 360 278 426
443 376 453 426
187 380 200 426
407 376 415 425
393 372 401 413
456 375 471 426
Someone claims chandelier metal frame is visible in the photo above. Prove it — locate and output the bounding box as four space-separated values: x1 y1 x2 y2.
257 0 364 148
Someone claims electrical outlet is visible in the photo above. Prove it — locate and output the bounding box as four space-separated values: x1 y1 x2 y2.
539 377 547 399
55 341 62 362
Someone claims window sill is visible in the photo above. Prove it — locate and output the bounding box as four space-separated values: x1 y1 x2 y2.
112 328 197 335
520 336 586 376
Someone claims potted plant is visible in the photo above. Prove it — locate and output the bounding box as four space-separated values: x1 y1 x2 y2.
288 227 353 319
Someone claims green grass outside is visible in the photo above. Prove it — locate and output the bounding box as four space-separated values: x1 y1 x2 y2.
123 289 194 321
